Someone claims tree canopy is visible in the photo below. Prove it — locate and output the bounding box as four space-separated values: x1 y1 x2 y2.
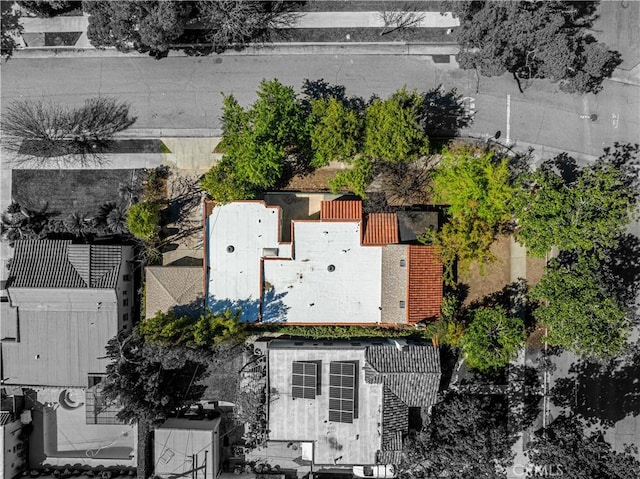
462 306 525 372
424 145 517 282
83 1 298 56
527 415 640 479
102 332 209 426
1 2 23 58
451 1 621 93
514 147 639 257
126 201 160 241
137 308 246 348
400 392 513 478
531 254 632 359
201 80 306 202
364 87 429 163
308 97 364 167
83 1 192 54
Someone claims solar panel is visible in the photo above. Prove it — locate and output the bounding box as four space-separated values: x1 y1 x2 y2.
328 361 357 423
292 361 317 399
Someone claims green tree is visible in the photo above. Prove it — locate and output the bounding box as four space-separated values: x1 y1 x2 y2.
424 145 517 282
514 148 639 257
102 332 208 426
400 392 513 478
17 1 79 17
200 156 254 203
137 308 246 348
202 80 307 201
527 415 640 479
83 1 192 54
451 1 621 93
308 97 364 167
364 87 429 163
431 146 515 227
126 201 160 241
1 2 23 58
461 306 524 372
531 254 631 359
327 155 374 199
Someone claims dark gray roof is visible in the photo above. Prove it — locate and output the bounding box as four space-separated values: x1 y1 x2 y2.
366 345 441 373
9 240 122 289
381 387 408 451
397 210 439 243
365 345 441 407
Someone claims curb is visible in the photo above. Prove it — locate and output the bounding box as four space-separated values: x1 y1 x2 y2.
114 128 223 138
8 41 460 59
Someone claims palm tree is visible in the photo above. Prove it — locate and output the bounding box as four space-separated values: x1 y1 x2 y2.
106 206 129 235
64 211 91 237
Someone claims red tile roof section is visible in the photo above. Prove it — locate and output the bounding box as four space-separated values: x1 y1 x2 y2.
407 245 443 323
363 213 399 245
320 200 362 221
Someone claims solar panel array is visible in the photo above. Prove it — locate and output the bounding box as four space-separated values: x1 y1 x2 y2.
329 361 356 423
292 361 318 399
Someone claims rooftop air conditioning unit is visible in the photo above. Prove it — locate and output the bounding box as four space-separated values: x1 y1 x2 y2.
263 248 279 257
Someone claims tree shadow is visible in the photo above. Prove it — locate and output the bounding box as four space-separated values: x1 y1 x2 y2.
550 341 640 428
206 290 289 324
466 279 532 325
300 78 366 113
421 85 474 137
601 233 640 307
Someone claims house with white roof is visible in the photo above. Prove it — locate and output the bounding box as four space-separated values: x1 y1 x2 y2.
204 197 443 325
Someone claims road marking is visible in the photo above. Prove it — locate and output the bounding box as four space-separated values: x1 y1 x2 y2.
506 94 511 144
612 113 619 129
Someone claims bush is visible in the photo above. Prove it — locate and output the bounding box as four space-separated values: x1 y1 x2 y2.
126 201 160 241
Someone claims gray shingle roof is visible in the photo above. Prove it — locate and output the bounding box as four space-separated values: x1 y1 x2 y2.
365 345 441 407
381 386 408 451
145 266 203 318
9 240 122 289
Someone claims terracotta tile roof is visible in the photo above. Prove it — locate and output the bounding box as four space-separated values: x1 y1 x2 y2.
9 240 122 289
320 200 362 221
363 213 399 245
407 245 443 323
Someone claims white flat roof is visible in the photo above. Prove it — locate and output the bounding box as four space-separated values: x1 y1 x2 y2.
206 202 291 321
206 201 384 324
263 221 383 324
268 347 383 465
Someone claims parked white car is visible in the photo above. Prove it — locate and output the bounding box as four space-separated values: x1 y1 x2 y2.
353 465 397 478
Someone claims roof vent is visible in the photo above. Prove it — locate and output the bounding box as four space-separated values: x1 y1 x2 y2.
327 265 335 272
226 245 235 253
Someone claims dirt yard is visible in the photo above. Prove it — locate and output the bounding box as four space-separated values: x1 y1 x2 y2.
459 235 512 306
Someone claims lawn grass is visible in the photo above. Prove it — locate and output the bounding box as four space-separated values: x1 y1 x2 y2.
12 169 143 217
277 26 454 43
295 1 446 12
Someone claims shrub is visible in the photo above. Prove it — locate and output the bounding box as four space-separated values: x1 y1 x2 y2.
126 201 160 241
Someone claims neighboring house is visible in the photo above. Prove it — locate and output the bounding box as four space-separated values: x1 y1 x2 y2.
204 199 443 325
1 389 27 479
145 265 203 318
266 339 441 469
0 239 137 468
154 417 222 479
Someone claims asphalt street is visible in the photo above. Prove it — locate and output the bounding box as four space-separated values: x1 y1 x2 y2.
1 55 639 160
